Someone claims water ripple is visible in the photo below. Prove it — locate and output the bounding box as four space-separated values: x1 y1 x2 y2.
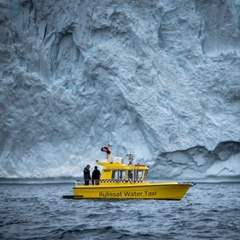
0 183 239 240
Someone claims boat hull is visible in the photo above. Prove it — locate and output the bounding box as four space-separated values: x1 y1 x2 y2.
73 182 193 200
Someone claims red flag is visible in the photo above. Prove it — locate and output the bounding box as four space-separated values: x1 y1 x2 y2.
101 146 111 154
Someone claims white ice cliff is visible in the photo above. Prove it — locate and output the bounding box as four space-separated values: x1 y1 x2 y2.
0 0 239 180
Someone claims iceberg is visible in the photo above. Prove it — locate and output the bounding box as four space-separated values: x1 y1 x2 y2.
0 0 239 180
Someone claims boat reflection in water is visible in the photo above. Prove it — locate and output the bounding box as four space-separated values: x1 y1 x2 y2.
64 144 195 200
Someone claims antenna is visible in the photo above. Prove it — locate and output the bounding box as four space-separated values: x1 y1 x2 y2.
126 147 133 165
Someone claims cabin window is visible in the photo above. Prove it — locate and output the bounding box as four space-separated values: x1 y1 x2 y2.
128 170 133 179
119 170 126 180
112 170 126 180
112 170 118 180
135 170 143 180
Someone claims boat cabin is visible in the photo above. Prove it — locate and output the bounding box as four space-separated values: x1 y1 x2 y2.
76 145 149 185
97 158 149 183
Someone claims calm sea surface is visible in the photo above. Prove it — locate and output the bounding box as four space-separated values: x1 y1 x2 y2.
0 182 239 240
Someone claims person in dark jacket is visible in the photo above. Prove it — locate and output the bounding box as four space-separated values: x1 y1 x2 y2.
83 165 91 185
92 166 101 185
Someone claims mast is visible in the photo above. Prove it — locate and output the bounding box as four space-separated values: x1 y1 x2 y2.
107 148 111 162
101 144 112 162
126 148 133 165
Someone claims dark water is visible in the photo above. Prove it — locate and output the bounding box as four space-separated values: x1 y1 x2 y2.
0 182 239 240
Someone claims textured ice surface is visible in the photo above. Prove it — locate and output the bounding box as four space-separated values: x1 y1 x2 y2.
0 0 239 179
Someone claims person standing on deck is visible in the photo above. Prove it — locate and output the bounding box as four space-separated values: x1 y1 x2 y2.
83 165 91 185
92 166 101 185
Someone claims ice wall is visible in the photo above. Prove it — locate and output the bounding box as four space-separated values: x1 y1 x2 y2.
0 0 239 180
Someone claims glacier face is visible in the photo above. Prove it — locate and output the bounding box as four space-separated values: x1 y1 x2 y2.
0 0 239 180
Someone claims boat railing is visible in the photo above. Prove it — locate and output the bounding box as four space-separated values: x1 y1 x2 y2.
75 179 144 186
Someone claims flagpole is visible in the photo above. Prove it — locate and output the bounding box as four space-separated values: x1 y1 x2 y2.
101 144 112 162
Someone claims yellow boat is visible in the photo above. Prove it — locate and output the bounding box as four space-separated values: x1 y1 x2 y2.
65 145 195 200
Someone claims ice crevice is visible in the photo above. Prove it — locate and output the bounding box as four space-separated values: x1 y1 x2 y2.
150 141 240 181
